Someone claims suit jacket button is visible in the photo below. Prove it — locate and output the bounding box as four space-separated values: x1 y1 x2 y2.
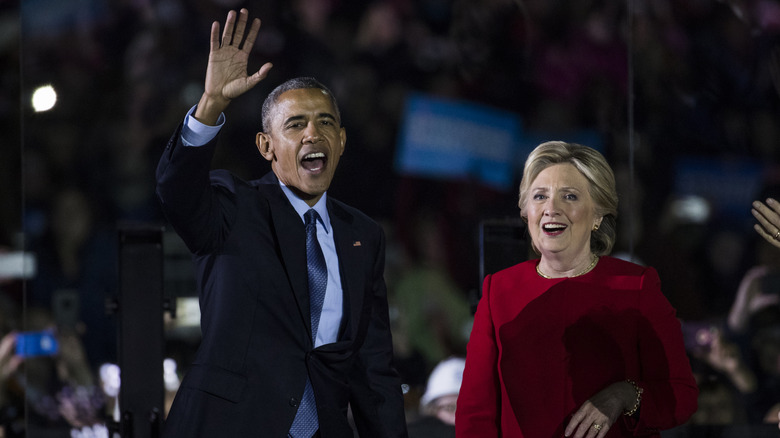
289 397 299 407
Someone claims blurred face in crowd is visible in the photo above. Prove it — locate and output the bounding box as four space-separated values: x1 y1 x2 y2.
53 188 92 247
690 383 736 425
257 88 346 206
522 163 602 262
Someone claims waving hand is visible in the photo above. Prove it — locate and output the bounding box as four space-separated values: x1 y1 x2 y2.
194 8 273 125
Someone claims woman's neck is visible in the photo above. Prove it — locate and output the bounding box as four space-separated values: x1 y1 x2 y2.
537 251 598 279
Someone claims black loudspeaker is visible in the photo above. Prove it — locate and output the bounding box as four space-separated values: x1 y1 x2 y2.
472 218 529 314
115 225 165 438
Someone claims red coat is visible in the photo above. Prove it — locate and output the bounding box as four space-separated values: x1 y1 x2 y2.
456 256 698 437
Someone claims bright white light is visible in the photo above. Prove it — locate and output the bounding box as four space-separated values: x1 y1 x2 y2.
32 85 57 112
671 195 711 224
99 363 121 397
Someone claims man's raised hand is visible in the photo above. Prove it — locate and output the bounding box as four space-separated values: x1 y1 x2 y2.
195 8 273 125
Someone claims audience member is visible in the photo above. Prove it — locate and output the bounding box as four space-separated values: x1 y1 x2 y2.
15 308 106 437
390 210 472 386
407 357 464 438
0 294 23 437
27 187 117 371
689 378 741 425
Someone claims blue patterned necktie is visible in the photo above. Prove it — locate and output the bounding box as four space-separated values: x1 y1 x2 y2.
289 209 327 438
304 209 328 340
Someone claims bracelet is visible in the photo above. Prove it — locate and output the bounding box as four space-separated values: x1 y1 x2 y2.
623 379 643 416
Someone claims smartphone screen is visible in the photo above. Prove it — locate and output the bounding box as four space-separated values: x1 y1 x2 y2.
680 322 716 354
15 331 59 357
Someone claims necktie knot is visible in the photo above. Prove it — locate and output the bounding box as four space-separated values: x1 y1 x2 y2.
305 209 320 227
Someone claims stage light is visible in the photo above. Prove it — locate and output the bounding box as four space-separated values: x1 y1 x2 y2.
32 84 57 112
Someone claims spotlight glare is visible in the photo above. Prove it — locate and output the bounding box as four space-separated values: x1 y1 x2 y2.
32 85 57 112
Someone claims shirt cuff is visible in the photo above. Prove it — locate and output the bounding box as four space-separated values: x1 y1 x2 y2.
181 104 225 147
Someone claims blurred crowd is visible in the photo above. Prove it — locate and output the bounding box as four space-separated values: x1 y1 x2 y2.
3 0 780 435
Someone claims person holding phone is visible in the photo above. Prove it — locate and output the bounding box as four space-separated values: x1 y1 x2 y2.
156 8 406 438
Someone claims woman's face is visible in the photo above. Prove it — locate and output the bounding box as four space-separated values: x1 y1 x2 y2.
523 163 601 260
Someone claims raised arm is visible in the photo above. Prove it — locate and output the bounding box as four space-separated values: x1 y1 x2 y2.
194 8 273 125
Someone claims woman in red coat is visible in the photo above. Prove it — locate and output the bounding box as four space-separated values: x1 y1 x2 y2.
456 141 698 437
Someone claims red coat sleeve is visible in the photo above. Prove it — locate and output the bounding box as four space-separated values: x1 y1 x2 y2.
624 267 698 434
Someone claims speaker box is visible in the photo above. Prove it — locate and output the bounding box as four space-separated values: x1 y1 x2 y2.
473 218 529 314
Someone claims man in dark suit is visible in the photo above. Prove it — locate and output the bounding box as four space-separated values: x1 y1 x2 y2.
155 9 408 437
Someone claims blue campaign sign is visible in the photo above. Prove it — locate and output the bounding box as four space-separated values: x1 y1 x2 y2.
395 93 522 191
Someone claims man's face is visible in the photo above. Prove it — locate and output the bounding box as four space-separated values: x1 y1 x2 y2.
257 88 346 206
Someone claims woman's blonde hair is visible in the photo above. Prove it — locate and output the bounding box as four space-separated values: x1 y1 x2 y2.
518 141 618 255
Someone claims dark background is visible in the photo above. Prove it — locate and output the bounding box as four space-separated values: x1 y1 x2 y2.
3 0 780 435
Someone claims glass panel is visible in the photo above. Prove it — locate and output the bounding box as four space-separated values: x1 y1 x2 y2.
1 2 25 437
8 1 779 436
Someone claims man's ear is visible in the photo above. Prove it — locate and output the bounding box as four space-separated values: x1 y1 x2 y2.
256 132 274 162
338 127 346 156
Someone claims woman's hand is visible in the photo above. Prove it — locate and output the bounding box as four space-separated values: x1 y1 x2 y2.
564 381 636 438
752 198 780 249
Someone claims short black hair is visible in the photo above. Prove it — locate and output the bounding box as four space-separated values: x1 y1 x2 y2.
261 77 341 133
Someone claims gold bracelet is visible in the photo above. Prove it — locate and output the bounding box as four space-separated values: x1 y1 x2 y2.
624 379 643 416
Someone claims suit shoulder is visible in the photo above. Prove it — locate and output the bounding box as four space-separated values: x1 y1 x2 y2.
208 169 241 192
209 170 275 197
328 198 381 231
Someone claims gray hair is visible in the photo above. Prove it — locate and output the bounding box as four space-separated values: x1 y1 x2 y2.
261 77 341 133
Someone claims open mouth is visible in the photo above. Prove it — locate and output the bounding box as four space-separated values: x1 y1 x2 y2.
301 152 327 173
542 223 567 235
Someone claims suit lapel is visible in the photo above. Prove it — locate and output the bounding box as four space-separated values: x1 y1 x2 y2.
328 200 364 341
257 172 367 344
257 175 312 340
